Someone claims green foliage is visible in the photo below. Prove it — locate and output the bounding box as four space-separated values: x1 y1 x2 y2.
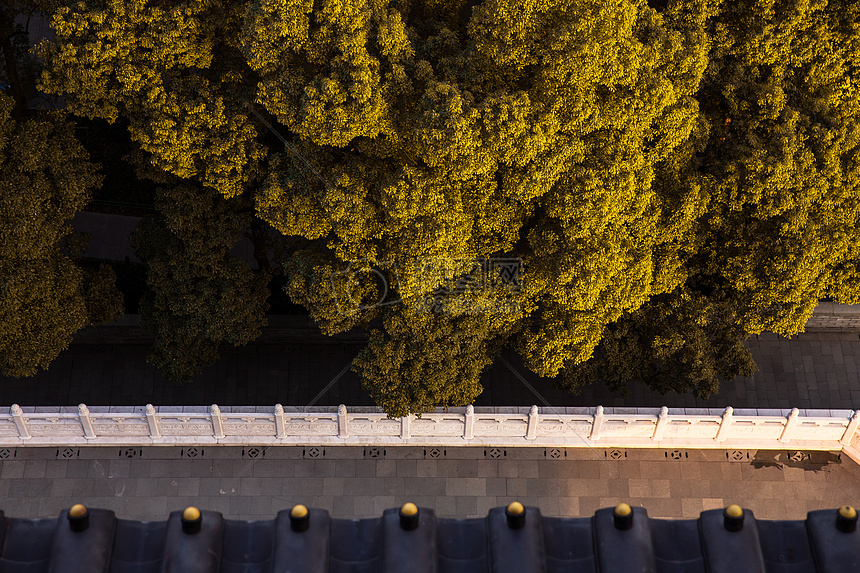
80 263 124 324
564 0 860 394
687 0 860 334
28 0 860 416
353 302 517 418
0 0 52 117
33 0 268 199
249 0 717 418
559 285 757 399
0 258 87 377
0 92 120 377
242 0 406 147
129 182 271 382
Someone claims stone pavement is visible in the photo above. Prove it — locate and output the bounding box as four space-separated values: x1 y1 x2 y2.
2 326 860 411
3 319 860 523
0 446 857 521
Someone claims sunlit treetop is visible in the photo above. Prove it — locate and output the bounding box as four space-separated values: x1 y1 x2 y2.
34 0 267 198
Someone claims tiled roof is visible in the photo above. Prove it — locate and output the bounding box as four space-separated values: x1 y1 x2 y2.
1 503 858 572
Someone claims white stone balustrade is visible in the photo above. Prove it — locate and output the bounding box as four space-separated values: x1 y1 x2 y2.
1 405 859 459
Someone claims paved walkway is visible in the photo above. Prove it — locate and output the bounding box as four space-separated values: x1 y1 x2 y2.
2 321 860 411
0 446 856 521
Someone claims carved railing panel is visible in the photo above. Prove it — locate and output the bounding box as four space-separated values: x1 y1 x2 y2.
283 416 338 436
0 419 21 436
791 420 847 440
91 416 150 436
222 415 277 436
412 416 465 436
472 415 529 437
25 416 85 437
157 416 216 436
534 417 591 438
597 418 657 439
721 418 786 440
0 404 856 451
662 419 721 439
347 417 400 436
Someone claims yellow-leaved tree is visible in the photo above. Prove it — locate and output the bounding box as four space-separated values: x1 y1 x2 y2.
561 0 860 399
0 91 123 377
30 0 860 415
243 0 714 414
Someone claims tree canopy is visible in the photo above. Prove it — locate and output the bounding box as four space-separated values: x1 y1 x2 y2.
0 91 122 377
561 0 860 399
25 0 860 414
128 177 271 382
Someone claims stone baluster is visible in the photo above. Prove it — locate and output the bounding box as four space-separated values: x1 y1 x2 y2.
338 404 349 438
840 410 860 445
145 404 160 438
10 404 30 439
526 405 539 440
652 406 669 441
589 406 604 441
401 414 413 439
274 404 286 438
211 404 225 439
778 408 800 443
464 405 474 439
78 404 96 439
716 406 733 441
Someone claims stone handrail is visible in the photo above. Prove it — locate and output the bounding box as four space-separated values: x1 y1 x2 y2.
1 404 859 458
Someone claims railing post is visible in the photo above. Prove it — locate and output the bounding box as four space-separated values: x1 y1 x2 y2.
652 406 669 441
145 404 160 438
211 404 225 439
590 406 604 441
274 404 286 438
401 414 413 440
840 410 860 445
716 406 733 441
526 405 539 440
464 405 474 440
778 408 800 443
10 404 30 439
338 404 349 438
78 403 96 439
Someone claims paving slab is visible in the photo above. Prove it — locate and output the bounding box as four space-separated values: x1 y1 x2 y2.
3 328 860 412
0 446 856 521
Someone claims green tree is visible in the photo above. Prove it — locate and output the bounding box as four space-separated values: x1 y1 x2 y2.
0 0 62 120
686 0 860 335
128 179 271 382
33 0 860 416
559 283 757 400
33 0 269 199
246 0 715 415
0 91 122 377
561 0 860 399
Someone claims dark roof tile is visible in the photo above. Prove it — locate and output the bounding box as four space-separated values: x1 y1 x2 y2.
437 517 488 572
0 516 55 571
110 519 167 572
0 505 858 572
